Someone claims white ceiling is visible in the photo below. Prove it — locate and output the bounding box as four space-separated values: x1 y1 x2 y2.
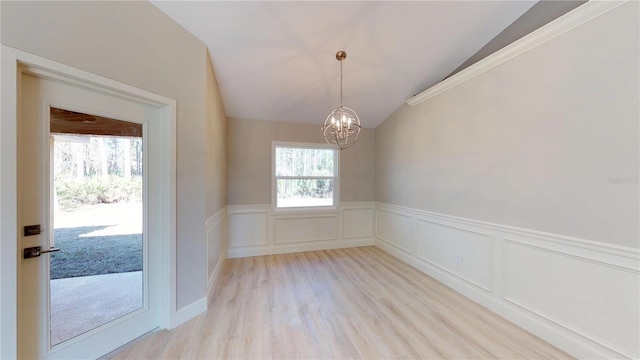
151 1 536 128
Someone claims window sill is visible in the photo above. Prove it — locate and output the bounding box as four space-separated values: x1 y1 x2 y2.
271 204 339 216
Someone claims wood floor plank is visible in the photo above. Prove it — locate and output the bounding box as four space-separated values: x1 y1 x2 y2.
106 246 573 359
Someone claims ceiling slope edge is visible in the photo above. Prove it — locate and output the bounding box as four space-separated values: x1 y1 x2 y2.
406 0 627 107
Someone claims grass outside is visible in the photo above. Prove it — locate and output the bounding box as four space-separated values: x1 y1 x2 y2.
51 203 142 280
50 227 142 279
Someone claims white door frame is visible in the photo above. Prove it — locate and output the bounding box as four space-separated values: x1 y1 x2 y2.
1 46 177 358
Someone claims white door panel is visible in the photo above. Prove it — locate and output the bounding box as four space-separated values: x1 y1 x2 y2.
19 73 159 359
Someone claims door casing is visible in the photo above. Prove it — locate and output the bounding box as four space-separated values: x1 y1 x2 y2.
1 46 178 359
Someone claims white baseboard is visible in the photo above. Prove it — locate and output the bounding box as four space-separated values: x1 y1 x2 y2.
227 202 375 258
162 207 228 331
171 296 207 329
375 202 639 359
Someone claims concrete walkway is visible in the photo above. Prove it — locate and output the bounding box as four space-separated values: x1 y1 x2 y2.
51 202 143 346
50 271 142 346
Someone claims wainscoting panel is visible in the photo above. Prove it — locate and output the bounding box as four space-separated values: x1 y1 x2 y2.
274 215 338 244
503 239 639 358
376 209 413 254
228 209 268 248
206 208 227 289
343 208 374 239
227 202 375 258
375 202 640 359
415 219 492 292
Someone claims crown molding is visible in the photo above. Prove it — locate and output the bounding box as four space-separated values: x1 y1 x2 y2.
406 1 628 107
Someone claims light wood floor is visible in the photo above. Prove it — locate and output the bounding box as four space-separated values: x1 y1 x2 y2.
108 246 572 359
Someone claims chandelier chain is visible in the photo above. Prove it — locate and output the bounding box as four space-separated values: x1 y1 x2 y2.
340 60 343 108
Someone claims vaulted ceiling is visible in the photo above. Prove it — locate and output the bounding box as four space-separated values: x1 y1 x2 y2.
151 1 537 128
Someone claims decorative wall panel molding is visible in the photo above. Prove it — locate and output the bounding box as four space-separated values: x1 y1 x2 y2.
227 202 375 258
415 218 493 292
375 209 413 254
229 211 268 248
206 207 227 290
274 215 338 244
343 207 374 239
375 202 639 359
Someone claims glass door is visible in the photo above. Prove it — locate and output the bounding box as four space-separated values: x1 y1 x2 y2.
49 122 144 346
18 72 159 359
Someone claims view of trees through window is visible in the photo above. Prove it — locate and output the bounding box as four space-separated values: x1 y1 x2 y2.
53 136 143 210
275 146 336 208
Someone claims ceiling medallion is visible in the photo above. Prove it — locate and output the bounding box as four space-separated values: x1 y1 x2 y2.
322 51 361 150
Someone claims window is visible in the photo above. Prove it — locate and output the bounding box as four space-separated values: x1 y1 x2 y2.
273 142 338 209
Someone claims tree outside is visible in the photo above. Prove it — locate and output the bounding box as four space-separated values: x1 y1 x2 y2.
53 136 143 210
275 146 335 207
52 135 143 279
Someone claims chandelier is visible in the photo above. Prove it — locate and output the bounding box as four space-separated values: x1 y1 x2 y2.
322 51 361 150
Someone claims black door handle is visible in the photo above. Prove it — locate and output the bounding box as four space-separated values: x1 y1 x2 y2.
23 246 61 259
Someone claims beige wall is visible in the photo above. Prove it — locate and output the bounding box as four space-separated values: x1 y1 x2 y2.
206 53 227 217
227 118 375 205
376 2 639 248
205 53 227 274
1 1 225 308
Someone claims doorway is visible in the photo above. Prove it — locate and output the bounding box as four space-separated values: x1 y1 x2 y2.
15 67 172 359
50 108 145 346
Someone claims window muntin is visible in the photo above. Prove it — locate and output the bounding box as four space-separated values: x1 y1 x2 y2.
273 143 338 209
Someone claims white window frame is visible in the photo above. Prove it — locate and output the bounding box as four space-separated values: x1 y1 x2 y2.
272 141 340 211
